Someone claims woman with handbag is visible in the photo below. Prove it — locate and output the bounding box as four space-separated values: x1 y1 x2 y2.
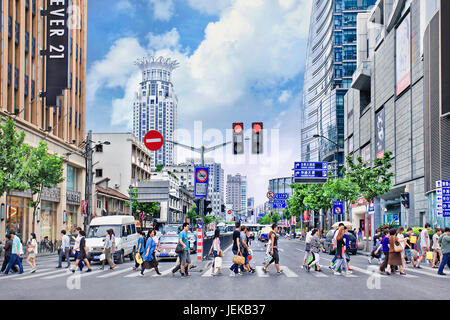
100 230 116 270
387 228 405 275
208 228 222 276
140 229 161 276
25 233 38 273
262 224 283 274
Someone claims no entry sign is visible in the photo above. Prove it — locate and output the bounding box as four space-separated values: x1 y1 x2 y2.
227 210 232 215
144 130 164 151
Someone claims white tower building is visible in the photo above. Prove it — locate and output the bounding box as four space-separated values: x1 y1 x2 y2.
133 56 179 169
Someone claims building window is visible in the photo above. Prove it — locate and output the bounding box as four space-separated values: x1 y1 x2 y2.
67 166 78 191
97 199 102 209
95 169 103 178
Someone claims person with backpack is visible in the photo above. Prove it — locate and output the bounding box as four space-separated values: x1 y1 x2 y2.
262 224 283 274
305 229 325 272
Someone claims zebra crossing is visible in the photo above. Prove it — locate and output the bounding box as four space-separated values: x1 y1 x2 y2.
1 257 447 282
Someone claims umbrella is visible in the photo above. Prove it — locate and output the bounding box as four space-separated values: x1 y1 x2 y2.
331 221 354 229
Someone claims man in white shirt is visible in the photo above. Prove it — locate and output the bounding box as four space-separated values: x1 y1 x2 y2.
57 230 71 268
416 223 431 268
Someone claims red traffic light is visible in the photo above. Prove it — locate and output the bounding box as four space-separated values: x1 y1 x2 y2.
233 123 243 134
252 122 262 133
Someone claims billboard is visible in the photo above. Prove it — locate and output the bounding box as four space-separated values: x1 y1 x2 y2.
396 13 411 96
375 108 385 159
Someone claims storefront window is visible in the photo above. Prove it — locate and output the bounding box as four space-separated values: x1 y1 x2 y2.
66 205 78 234
67 165 78 191
6 196 29 242
40 201 56 244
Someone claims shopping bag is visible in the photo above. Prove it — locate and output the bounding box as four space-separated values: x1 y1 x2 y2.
214 257 223 268
264 253 273 265
135 253 143 265
99 253 106 261
426 251 433 260
410 236 417 244
232 254 245 265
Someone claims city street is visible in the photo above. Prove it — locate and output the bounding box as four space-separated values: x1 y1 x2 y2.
1 238 448 300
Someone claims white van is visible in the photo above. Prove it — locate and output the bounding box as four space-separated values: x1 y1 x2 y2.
85 215 138 264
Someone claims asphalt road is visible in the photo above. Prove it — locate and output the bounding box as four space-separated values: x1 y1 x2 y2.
0 238 448 300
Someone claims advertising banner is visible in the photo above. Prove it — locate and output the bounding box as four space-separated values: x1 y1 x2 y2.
375 108 385 159
396 13 411 96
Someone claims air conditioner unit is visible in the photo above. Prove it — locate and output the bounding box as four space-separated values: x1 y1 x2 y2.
114 184 119 189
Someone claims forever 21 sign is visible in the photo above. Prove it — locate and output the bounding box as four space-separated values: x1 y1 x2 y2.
45 0 69 106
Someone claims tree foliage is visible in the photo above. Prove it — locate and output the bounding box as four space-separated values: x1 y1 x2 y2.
23 141 65 232
185 205 199 224
259 214 272 225
0 117 30 196
203 215 214 226
128 187 160 220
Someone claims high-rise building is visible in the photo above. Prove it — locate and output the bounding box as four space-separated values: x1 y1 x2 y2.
300 0 377 169
133 56 179 169
0 0 87 242
226 174 246 216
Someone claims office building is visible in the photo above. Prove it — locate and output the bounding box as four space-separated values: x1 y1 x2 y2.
300 0 377 172
132 56 179 169
0 0 87 242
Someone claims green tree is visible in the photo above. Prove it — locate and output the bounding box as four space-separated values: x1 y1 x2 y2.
185 205 199 225
323 176 360 222
127 188 160 221
259 214 272 225
203 215 214 226
0 117 30 197
271 213 281 224
343 151 395 250
287 183 310 218
155 164 164 172
23 141 65 233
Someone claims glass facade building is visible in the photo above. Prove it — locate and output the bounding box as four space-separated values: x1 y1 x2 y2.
300 0 376 165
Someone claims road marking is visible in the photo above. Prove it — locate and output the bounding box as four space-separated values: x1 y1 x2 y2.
78 269 104 278
280 266 298 278
0 268 52 280
349 265 387 278
152 268 174 277
14 269 66 280
43 270 74 279
124 272 141 278
406 267 449 278
97 267 132 278
255 266 269 277
202 267 214 277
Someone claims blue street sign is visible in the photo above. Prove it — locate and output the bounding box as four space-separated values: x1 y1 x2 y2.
294 170 328 178
369 206 375 212
441 181 450 188
194 167 209 199
294 162 328 170
273 202 287 209
333 201 344 215
444 211 450 217
275 193 289 200
196 222 203 229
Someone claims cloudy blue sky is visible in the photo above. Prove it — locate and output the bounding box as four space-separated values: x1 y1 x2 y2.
86 0 312 206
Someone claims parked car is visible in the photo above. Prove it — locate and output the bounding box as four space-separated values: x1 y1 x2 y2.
156 235 179 260
163 225 181 235
85 215 138 264
258 226 272 242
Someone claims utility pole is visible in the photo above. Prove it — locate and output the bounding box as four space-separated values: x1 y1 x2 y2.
84 130 93 231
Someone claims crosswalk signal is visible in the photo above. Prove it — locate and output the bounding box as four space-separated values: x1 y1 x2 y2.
233 123 244 155
204 200 212 215
401 192 410 209
252 122 263 154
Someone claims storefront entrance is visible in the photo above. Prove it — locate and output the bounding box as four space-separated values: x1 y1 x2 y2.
6 196 30 241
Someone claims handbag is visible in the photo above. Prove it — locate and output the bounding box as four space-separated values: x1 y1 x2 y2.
393 242 403 253
232 254 245 265
264 253 273 265
426 251 433 260
135 253 143 265
219 250 224 257
99 253 106 261
175 243 184 254
214 256 223 268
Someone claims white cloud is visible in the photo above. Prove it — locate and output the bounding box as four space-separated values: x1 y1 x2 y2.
186 0 235 15
115 0 133 11
278 90 292 103
148 0 175 21
87 0 313 205
147 28 181 51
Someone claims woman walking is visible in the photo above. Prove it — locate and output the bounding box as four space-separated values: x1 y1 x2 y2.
262 224 283 274
71 230 92 273
26 233 38 273
133 231 146 271
100 229 116 270
140 229 161 276
332 227 351 276
387 228 405 275
306 229 325 272
432 228 442 268
208 228 222 276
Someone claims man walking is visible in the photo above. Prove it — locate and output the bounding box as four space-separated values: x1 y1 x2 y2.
4 232 23 275
1 234 18 273
178 223 191 277
230 222 242 276
437 227 450 276
415 223 431 268
57 230 71 269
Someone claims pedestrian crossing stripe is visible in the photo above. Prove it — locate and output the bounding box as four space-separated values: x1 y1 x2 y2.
97 267 134 278
14 269 66 280
406 267 449 278
153 268 173 277
0 268 52 280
